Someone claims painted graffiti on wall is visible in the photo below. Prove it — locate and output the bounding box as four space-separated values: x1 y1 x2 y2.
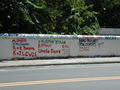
38 39 70 55
105 36 117 40
79 38 98 46
1 34 120 60
12 38 37 57
79 38 104 51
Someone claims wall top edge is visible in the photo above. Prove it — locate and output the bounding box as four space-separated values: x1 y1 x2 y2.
0 34 120 39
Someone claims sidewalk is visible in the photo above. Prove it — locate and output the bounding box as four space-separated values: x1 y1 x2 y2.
0 57 120 68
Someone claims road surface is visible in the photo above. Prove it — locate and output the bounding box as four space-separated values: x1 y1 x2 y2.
0 63 120 90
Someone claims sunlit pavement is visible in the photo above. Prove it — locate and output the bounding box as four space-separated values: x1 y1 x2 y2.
0 63 120 90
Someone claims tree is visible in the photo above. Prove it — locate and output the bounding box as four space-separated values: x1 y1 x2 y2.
63 0 100 35
86 0 120 28
103 0 120 28
0 0 36 33
0 0 100 35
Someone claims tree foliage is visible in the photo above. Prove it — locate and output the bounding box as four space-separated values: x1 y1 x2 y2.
0 0 100 35
86 0 120 28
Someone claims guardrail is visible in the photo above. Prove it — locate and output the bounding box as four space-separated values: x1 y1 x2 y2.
0 34 120 60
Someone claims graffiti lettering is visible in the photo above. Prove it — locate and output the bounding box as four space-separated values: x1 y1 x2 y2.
40 39 54 44
13 43 29 46
38 39 69 55
39 40 66 44
97 42 104 48
79 38 98 46
55 40 66 44
105 36 116 40
12 38 36 57
13 50 36 57
38 49 61 54
38 49 50 53
61 45 69 48
12 38 27 43
38 44 52 48
62 49 70 54
80 46 89 51
13 46 35 50
51 49 61 54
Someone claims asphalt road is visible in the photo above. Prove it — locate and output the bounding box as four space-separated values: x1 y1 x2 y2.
0 63 120 90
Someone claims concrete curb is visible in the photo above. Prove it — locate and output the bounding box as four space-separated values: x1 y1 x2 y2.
0 57 120 68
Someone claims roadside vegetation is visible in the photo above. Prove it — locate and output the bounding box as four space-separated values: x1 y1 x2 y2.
0 0 119 34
